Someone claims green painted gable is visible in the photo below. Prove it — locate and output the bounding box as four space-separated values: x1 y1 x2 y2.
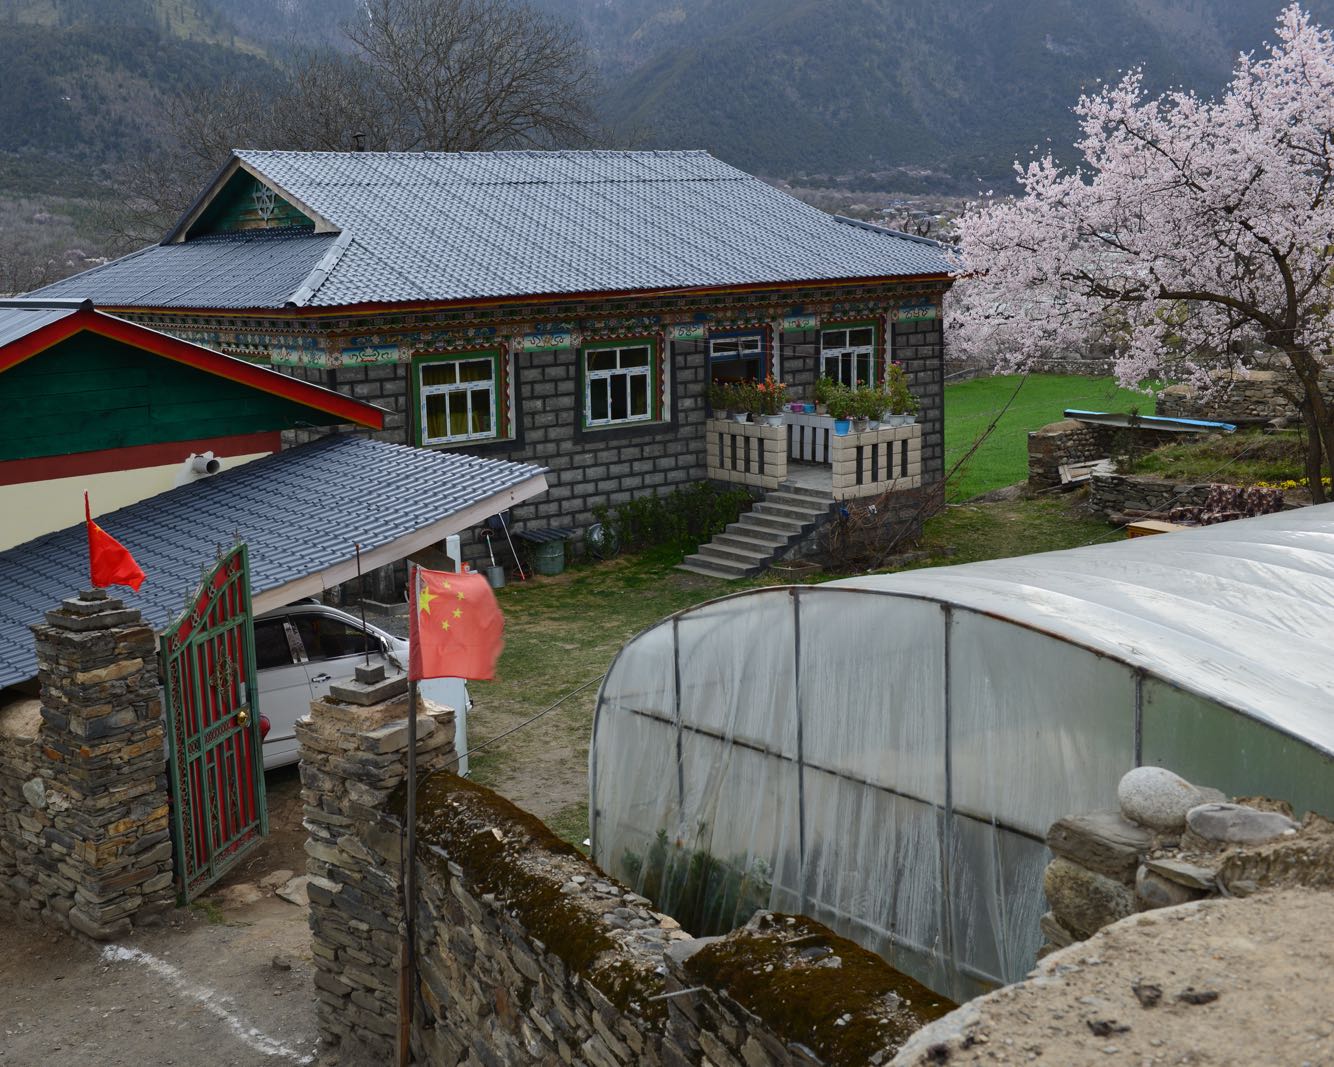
186 169 316 238
3 334 339 462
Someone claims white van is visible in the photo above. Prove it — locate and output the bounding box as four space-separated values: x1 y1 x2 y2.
251 603 469 774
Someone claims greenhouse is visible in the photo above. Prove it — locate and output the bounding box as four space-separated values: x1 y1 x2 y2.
590 504 1334 1001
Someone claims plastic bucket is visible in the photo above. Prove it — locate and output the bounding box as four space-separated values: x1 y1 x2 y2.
532 539 566 576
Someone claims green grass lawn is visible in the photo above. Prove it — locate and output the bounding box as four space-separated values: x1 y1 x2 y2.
945 374 1155 502
1127 428 1308 486
466 494 1116 849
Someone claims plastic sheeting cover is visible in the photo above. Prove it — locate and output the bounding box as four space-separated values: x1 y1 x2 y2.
590 505 1334 1000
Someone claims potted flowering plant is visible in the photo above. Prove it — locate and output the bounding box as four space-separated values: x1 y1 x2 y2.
826 382 855 433
755 374 788 426
852 385 886 432
733 381 758 422
708 380 734 419
813 375 839 415
884 363 920 425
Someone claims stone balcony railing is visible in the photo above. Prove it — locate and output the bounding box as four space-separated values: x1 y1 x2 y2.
705 418 787 491
831 422 922 501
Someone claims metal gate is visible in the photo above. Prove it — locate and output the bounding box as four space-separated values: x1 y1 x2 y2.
161 544 268 901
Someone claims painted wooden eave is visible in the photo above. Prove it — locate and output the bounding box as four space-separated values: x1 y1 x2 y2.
0 305 386 430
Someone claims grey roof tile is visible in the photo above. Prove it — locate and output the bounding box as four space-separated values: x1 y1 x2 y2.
34 230 339 309
0 435 545 689
0 304 80 346
35 150 952 310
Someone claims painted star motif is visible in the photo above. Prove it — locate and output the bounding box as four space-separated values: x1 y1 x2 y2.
440 619 450 631
452 608 462 619
418 586 438 613
456 591 466 601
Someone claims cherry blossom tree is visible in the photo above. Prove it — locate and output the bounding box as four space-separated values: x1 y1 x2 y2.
949 4 1334 501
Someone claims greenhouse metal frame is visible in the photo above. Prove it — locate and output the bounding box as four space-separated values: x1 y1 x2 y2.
590 505 1334 1000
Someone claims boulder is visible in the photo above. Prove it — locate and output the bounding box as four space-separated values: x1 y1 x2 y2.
1136 865 1207 909
1043 857 1136 939
1117 766 1209 831
1186 803 1300 846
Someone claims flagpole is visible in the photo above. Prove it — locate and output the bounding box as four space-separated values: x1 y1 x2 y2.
399 675 419 1065
397 562 418 1061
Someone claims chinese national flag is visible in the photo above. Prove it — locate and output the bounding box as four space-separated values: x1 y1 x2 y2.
84 493 145 592
408 565 504 681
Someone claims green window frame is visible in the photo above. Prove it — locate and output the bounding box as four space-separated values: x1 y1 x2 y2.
580 339 659 428
820 321 878 387
412 351 502 446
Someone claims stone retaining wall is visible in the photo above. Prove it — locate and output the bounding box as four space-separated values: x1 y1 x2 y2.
300 702 955 1066
1038 765 1331 958
1027 420 1190 489
0 590 174 939
1156 365 1334 422
1088 470 1216 520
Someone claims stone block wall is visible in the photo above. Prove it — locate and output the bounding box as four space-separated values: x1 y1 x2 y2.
1156 366 1334 422
705 418 787 491
1088 471 1217 521
301 718 956 1066
1027 419 1189 488
0 590 174 939
1038 765 1331 958
830 423 922 501
296 679 456 1060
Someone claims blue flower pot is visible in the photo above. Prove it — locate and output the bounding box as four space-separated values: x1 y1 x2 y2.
803 402 816 413
834 418 851 435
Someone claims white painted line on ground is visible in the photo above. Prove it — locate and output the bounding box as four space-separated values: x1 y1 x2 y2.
101 945 314 1064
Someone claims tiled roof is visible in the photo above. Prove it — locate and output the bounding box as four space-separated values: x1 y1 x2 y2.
35 150 953 310
34 229 339 309
0 435 546 689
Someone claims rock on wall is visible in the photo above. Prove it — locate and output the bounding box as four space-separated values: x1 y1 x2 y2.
1156 366 1334 422
1088 471 1217 520
1038 765 1329 957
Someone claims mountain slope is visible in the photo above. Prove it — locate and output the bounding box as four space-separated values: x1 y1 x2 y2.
534 0 1334 187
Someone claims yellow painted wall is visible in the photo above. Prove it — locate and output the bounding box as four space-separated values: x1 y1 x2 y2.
0 451 271 552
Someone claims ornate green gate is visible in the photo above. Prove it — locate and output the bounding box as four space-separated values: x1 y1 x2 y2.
161 544 268 901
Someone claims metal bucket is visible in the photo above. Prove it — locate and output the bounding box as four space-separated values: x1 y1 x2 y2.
532 539 565 576
486 564 506 589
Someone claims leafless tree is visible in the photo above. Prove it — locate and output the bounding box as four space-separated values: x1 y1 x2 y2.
108 0 597 245
347 0 596 151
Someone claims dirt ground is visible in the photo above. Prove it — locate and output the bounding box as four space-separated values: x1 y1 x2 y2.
1 766 318 1067
892 889 1334 1066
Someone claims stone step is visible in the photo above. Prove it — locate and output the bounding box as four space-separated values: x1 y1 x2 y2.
778 482 836 502
743 510 810 535
753 499 828 523
696 540 774 566
713 530 789 553
677 555 757 579
764 491 835 514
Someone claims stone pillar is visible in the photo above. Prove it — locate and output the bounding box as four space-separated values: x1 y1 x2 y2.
26 589 174 939
297 666 456 1060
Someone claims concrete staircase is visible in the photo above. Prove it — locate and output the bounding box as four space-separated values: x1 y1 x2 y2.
678 482 835 579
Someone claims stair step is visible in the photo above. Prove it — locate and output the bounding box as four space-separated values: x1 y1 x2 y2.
697 542 772 566
744 511 810 534
778 482 836 502
714 531 789 553
754 500 828 522
677 555 757 579
765 491 834 513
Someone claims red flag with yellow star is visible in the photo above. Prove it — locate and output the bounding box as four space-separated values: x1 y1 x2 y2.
408 565 504 681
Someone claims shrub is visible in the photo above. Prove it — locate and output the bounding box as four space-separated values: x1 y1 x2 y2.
591 482 754 555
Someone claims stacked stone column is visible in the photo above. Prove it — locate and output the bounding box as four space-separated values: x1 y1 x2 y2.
295 666 455 1061
19 589 173 938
